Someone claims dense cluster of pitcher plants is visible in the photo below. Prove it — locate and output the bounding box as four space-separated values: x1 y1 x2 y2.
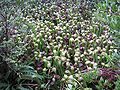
0 0 120 90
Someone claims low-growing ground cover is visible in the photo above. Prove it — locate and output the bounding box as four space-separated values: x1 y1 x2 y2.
0 0 120 90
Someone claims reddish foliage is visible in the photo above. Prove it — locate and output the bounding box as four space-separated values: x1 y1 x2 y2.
99 68 120 81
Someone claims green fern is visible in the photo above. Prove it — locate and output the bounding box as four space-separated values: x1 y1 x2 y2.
115 76 120 90
18 65 44 86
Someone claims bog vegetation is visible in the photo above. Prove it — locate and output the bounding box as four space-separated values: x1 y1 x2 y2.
0 0 120 90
